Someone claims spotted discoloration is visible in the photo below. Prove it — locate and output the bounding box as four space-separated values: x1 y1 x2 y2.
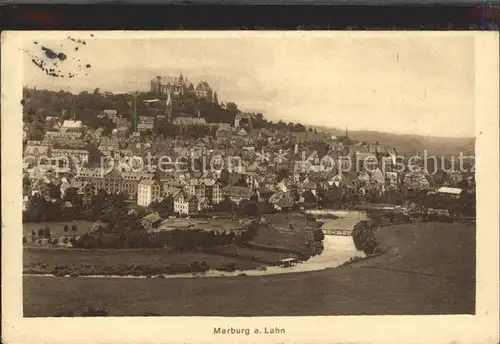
68 36 87 45
25 34 94 78
41 46 67 61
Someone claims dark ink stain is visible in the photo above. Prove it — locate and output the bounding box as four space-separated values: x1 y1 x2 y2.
41 46 67 62
90 34 94 37
68 36 87 45
25 38 92 79
41 46 58 59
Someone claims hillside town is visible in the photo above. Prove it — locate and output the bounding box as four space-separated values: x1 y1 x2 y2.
22 73 476 229
19 41 480 323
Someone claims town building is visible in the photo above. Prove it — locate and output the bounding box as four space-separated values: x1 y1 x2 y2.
173 116 207 127
140 213 163 230
269 191 295 211
150 74 193 97
137 179 162 206
51 148 90 166
404 172 431 190
45 130 83 140
291 131 330 144
195 81 213 102
234 113 254 129
24 142 50 159
60 120 83 133
164 186 182 199
205 179 223 204
256 187 274 203
385 171 398 189
137 116 155 133
114 118 129 136
173 191 198 216
216 125 234 138
98 140 121 158
186 179 207 203
436 186 463 199
222 186 253 205
77 169 154 200
102 109 118 121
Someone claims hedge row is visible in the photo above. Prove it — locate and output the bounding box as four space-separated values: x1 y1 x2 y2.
25 261 213 277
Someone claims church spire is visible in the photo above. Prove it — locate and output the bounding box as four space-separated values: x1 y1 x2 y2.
345 125 349 139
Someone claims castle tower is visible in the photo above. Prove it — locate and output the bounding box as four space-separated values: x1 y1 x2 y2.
151 76 162 94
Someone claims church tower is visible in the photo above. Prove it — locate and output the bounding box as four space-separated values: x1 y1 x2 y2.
165 88 173 123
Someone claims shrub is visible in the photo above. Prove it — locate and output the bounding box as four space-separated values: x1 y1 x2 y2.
351 220 384 255
199 260 210 271
338 256 366 267
218 262 237 272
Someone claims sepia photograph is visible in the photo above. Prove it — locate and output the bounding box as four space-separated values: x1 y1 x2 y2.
2 31 499 344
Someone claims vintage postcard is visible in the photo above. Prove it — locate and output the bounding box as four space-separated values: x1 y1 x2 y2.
2 31 499 344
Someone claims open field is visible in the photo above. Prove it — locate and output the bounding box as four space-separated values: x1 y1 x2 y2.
249 213 318 253
24 248 261 276
24 221 475 316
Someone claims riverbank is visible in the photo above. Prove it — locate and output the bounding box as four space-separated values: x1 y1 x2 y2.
24 221 476 316
23 235 362 278
22 208 442 281
23 210 365 278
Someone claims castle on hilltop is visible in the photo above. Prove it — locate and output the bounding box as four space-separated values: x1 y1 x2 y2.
150 73 213 102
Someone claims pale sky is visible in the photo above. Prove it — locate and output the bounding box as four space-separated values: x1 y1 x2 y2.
24 35 475 137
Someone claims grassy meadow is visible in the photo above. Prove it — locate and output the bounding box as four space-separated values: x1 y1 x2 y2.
24 222 476 316
24 247 263 276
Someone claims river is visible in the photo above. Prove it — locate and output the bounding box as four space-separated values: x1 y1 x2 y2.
26 210 367 279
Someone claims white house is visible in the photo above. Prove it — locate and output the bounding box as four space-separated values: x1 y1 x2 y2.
137 179 162 207
60 120 83 132
437 186 463 198
174 192 198 216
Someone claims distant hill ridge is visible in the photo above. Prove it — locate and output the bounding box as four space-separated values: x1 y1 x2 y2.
309 125 475 156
